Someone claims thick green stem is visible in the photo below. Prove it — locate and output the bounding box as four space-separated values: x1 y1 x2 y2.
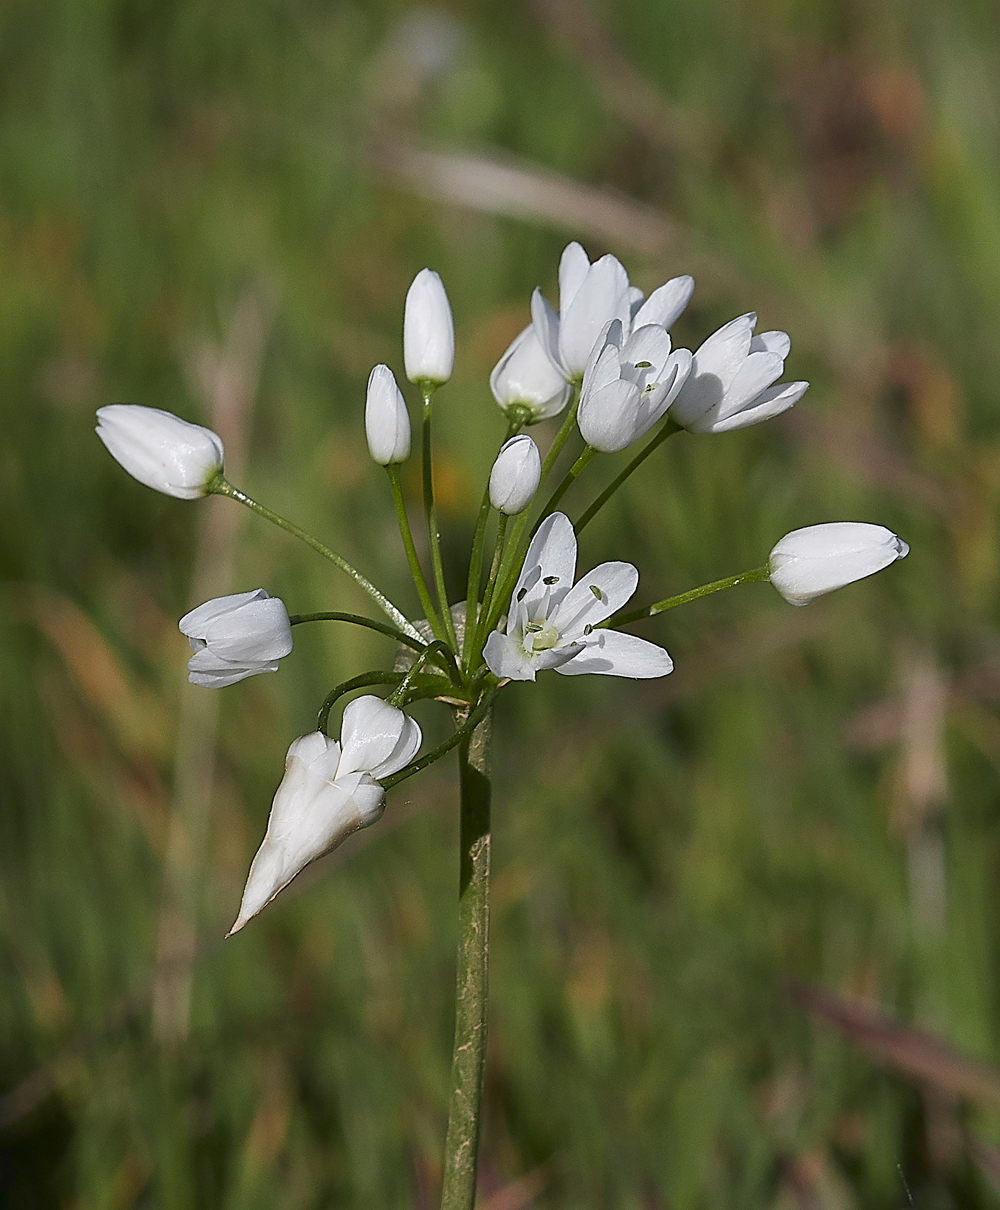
386 465 445 642
210 478 420 640
422 392 458 650
575 418 681 535
604 564 771 628
440 702 492 1210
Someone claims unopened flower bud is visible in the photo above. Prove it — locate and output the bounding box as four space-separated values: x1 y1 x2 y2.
769 522 909 605
489 434 541 515
179 589 293 687
96 404 224 499
365 364 411 464
403 268 454 386
229 696 421 933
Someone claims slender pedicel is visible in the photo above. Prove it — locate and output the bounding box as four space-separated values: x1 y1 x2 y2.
575 418 681 535
386 464 446 642
210 477 421 641
421 389 458 650
602 566 770 628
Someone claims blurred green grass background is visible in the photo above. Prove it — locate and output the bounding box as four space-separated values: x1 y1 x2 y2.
3 0 1000 1205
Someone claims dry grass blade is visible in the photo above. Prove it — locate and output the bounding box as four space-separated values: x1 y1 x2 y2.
794 984 1000 1108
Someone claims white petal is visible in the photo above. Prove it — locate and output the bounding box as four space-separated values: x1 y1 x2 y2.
750 330 790 358
558 255 631 378
691 313 755 388
201 598 293 661
512 512 578 613
530 289 565 377
715 351 784 420
633 275 695 331
769 522 908 605
188 660 277 688
338 695 408 776
179 589 268 636
490 324 571 419
704 380 808 433
558 242 591 312
369 715 422 781
578 379 642 453
484 630 537 681
556 629 674 678
621 324 673 378
550 561 639 634
627 286 646 320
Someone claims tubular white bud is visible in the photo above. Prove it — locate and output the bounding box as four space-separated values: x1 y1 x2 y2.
488 434 541 515
365 364 411 464
96 404 224 499
403 268 455 386
179 589 293 687
769 522 909 605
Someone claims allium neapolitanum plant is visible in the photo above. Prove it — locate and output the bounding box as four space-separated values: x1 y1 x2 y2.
96 245 908 1209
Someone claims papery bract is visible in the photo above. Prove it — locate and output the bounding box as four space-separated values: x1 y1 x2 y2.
404 268 455 386
489 434 541 515
96 404 224 499
769 522 909 605
365 364 411 465
179 589 293 688
670 313 808 434
230 695 421 933
484 513 673 681
577 319 692 453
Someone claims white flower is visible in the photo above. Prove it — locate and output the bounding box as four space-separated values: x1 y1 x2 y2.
484 512 673 681
230 696 422 933
489 324 572 422
489 434 541 515
179 589 293 688
670 313 808 434
403 268 455 385
531 241 694 382
577 319 692 453
365 364 411 465
769 522 909 605
95 404 224 499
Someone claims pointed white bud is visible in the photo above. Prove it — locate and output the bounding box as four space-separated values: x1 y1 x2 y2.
490 324 572 423
769 522 909 605
489 434 541 515
364 364 411 464
230 696 422 934
178 589 293 687
95 404 224 499
403 268 455 385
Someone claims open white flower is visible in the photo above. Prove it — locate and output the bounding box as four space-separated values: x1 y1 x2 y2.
490 324 572 422
531 242 694 383
230 696 422 934
769 523 909 605
179 589 293 688
577 319 692 453
484 512 672 681
670 313 808 434
96 404 224 499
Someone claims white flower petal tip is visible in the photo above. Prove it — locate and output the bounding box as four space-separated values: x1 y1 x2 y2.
490 324 571 422
365 364 411 464
179 589 292 688
489 434 541 515
230 699 422 931
483 512 672 682
670 314 805 434
96 404 224 499
769 522 909 606
403 268 455 385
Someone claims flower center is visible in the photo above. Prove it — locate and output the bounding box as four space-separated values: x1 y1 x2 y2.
523 619 561 652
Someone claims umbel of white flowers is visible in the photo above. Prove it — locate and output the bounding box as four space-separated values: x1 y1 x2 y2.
365 364 411 465
531 242 694 383
179 590 293 687
484 512 673 681
404 268 455 386
489 434 541 515
96 404 224 499
769 523 909 605
229 695 422 934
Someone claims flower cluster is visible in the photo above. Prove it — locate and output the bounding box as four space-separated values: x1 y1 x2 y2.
95 241 908 931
